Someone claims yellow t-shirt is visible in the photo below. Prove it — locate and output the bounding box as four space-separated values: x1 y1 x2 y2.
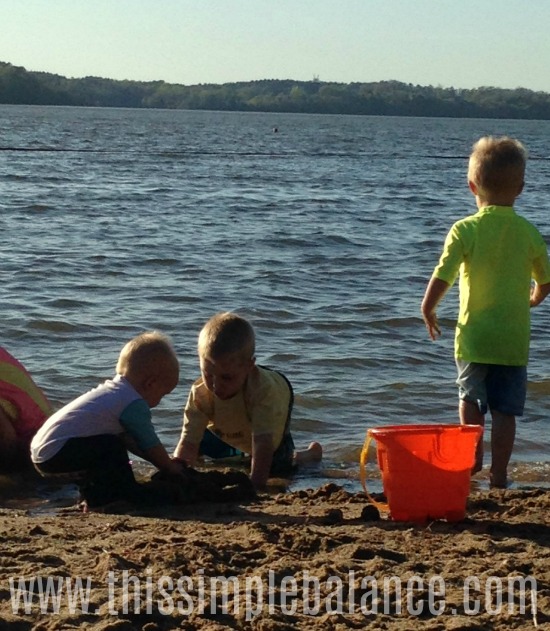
433 205 550 365
181 366 291 453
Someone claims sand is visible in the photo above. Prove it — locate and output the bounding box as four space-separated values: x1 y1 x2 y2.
0 475 549 631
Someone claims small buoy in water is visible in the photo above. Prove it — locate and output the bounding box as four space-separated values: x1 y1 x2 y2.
272 127 278 133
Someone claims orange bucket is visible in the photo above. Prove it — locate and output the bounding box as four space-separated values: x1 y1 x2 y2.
360 424 483 522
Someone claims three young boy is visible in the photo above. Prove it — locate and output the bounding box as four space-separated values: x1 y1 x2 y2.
22 134 550 504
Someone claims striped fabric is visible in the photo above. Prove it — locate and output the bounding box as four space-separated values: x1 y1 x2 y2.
0 347 52 443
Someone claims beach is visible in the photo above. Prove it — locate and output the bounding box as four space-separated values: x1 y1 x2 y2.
1 480 548 630
2 107 550 629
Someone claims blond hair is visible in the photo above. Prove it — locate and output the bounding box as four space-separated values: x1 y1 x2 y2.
116 331 178 379
468 136 526 196
198 313 255 363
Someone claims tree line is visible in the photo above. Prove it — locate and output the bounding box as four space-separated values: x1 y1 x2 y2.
2 61 550 119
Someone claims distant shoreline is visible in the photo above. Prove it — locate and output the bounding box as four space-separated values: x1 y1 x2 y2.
2 61 550 120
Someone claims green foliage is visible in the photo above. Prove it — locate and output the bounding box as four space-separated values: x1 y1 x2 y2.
1 61 550 119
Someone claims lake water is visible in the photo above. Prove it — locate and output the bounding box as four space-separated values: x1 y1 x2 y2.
2 104 550 504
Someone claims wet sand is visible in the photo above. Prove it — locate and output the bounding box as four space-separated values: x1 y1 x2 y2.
0 475 548 630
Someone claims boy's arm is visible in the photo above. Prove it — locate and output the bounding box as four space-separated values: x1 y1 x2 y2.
173 438 200 466
119 401 184 475
530 282 550 307
144 444 185 475
173 385 208 467
250 433 274 490
123 434 184 475
421 277 451 340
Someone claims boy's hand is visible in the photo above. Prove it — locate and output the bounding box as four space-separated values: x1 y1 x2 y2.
173 440 199 467
530 281 550 307
165 458 186 476
423 312 441 341
421 277 450 340
171 455 188 468
144 444 187 476
251 433 274 490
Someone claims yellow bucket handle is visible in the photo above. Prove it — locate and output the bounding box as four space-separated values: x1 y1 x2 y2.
360 430 389 513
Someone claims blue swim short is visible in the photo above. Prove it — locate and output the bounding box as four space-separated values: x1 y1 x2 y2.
199 429 244 459
455 359 527 416
199 428 295 475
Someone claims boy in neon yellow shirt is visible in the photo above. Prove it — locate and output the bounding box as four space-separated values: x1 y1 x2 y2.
421 136 550 488
173 312 322 489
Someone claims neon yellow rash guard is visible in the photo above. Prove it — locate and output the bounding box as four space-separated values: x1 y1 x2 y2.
433 205 550 365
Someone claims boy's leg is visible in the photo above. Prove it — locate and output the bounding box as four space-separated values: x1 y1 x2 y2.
489 411 515 488
269 432 295 476
36 434 140 506
75 436 140 506
459 400 485 473
484 364 525 488
456 360 488 474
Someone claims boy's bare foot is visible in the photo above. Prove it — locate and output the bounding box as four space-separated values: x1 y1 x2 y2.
489 470 509 489
308 441 323 460
294 441 323 465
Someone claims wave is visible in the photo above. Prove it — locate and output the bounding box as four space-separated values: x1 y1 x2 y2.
27 320 81 333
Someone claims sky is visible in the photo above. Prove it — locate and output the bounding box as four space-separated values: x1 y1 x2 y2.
2 0 550 92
